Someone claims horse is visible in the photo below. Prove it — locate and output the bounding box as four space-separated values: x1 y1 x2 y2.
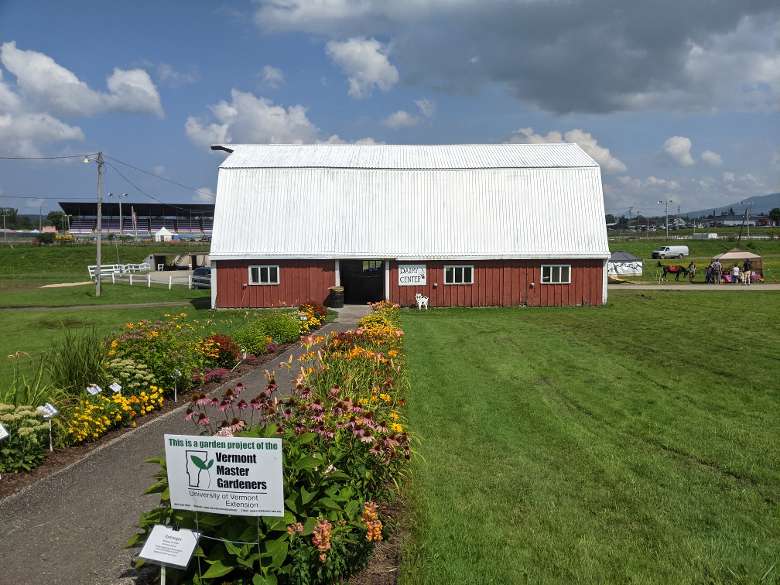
686 261 697 282
657 261 689 283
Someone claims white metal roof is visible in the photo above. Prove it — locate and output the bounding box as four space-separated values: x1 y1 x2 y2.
210 144 610 261
216 143 599 170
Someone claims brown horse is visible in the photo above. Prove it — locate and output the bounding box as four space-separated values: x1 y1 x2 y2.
657 261 691 282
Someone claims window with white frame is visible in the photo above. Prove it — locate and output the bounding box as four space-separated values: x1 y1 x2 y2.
248 265 280 285
541 264 571 284
444 265 474 285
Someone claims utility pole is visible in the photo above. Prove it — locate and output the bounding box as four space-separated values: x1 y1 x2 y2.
1 208 8 244
39 204 44 231
658 199 670 239
85 152 105 296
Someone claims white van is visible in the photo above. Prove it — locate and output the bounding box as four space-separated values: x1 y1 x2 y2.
651 245 689 259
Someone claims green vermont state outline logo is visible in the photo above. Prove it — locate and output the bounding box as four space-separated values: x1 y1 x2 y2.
186 450 214 488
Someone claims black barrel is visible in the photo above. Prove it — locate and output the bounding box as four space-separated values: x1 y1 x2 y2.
328 286 344 308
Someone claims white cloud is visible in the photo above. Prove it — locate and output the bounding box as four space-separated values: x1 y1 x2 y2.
185 89 319 148
0 68 84 156
319 134 383 145
507 127 627 174
0 41 163 118
414 98 435 118
194 187 215 202
325 37 399 98
261 65 285 88
383 110 419 129
156 63 199 87
663 136 695 166
701 149 723 166
152 165 166 176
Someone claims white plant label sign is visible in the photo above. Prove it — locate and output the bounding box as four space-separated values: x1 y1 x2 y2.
37 403 59 419
109 382 122 394
398 264 426 286
164 434 284 517
139 525 199 569
0 423 8 441
86 384 102 395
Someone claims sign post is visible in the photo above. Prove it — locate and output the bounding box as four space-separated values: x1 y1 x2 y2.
139 525 200 573
37 402 59 452
164 434 284 517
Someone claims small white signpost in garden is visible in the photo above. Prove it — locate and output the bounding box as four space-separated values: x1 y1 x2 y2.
37 402 58 452
139 525 200 570
109 382 122 394
164 434 284 517
398 263 426 286
86 384 102 395
0 423 8 442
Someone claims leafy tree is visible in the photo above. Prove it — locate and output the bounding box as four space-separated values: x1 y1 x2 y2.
769 208 780 224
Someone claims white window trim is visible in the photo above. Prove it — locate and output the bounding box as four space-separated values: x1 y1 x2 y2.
443 264 475 285
541 264 572 285
248 264 280 286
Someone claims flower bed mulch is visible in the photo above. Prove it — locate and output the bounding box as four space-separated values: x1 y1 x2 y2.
0 343 295 501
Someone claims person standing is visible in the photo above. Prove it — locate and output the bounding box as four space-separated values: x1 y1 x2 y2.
713 259 722 284
743 259 752 285
732 264 740 285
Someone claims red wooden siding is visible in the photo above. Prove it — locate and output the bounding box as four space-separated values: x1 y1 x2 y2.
215 259 604 308
389 260 603 307
215 260 334 308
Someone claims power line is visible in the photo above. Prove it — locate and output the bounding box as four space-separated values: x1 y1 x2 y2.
104 162 199 213
105 155 201 192
0 153 91 160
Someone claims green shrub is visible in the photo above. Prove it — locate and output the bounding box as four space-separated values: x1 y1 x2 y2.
233 320 272 356
46 328 107 395
0 403 49 472
104 358 157 395
234 312 302 354
262 312 304 344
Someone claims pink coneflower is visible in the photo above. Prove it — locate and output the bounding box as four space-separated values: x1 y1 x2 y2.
184 408 195 421
218 400 230 412
282 408 293 419
328 386 341 399
237 399 248 410
235 382 245 394
196 395 210 406
215 426 234 437
210 397 219 407
197 414 210 426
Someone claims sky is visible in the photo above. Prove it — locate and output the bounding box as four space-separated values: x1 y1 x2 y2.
0 0 778 217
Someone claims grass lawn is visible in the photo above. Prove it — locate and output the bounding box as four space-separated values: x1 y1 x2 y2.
400 290 779 584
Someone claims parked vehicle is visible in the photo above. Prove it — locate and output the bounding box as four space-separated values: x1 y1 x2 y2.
191 266 211 289
651 245 689 259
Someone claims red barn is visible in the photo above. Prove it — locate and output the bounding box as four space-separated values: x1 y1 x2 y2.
208 143 610 308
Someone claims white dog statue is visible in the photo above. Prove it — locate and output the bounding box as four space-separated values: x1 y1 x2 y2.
415 292 429 310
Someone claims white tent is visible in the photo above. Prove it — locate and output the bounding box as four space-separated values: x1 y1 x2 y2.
154 226 173 242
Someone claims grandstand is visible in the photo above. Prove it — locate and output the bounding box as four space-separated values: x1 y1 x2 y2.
59 202 214 237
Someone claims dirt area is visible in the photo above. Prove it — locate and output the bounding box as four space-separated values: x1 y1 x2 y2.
350 502 406 585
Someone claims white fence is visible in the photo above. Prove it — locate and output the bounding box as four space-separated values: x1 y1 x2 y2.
87 262 150 279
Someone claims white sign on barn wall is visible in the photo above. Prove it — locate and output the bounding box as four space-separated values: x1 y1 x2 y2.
398 264 426 286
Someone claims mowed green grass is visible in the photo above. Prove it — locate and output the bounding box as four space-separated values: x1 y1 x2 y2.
400 291 780 584
0 243 210 307
609 238 780 283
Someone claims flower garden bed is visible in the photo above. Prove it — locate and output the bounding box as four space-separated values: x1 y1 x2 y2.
0 304 330 500
130 301 411 585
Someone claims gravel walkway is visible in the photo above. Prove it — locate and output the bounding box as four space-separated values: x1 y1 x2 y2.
0 305 369 585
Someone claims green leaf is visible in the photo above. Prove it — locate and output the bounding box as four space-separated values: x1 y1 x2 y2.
253 575 278 585
190 455 207 470
317 497 342 511
297 432 317 445
206 459 214 470
300 486 316 505
302 516 318 535
201 559 235 578
345 499 361 520
295 455 321 471
265 538 289 568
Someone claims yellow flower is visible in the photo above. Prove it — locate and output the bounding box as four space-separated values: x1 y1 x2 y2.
391 423 404 433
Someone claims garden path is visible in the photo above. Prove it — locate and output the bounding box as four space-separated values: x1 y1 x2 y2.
0 305 368 585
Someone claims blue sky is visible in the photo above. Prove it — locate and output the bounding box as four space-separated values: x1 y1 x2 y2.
0 0 778 217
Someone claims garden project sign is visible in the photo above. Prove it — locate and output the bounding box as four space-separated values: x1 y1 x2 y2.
398 264 426 286
164 434 284 517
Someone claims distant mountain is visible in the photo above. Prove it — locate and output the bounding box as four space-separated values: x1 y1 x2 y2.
686 192 780 218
